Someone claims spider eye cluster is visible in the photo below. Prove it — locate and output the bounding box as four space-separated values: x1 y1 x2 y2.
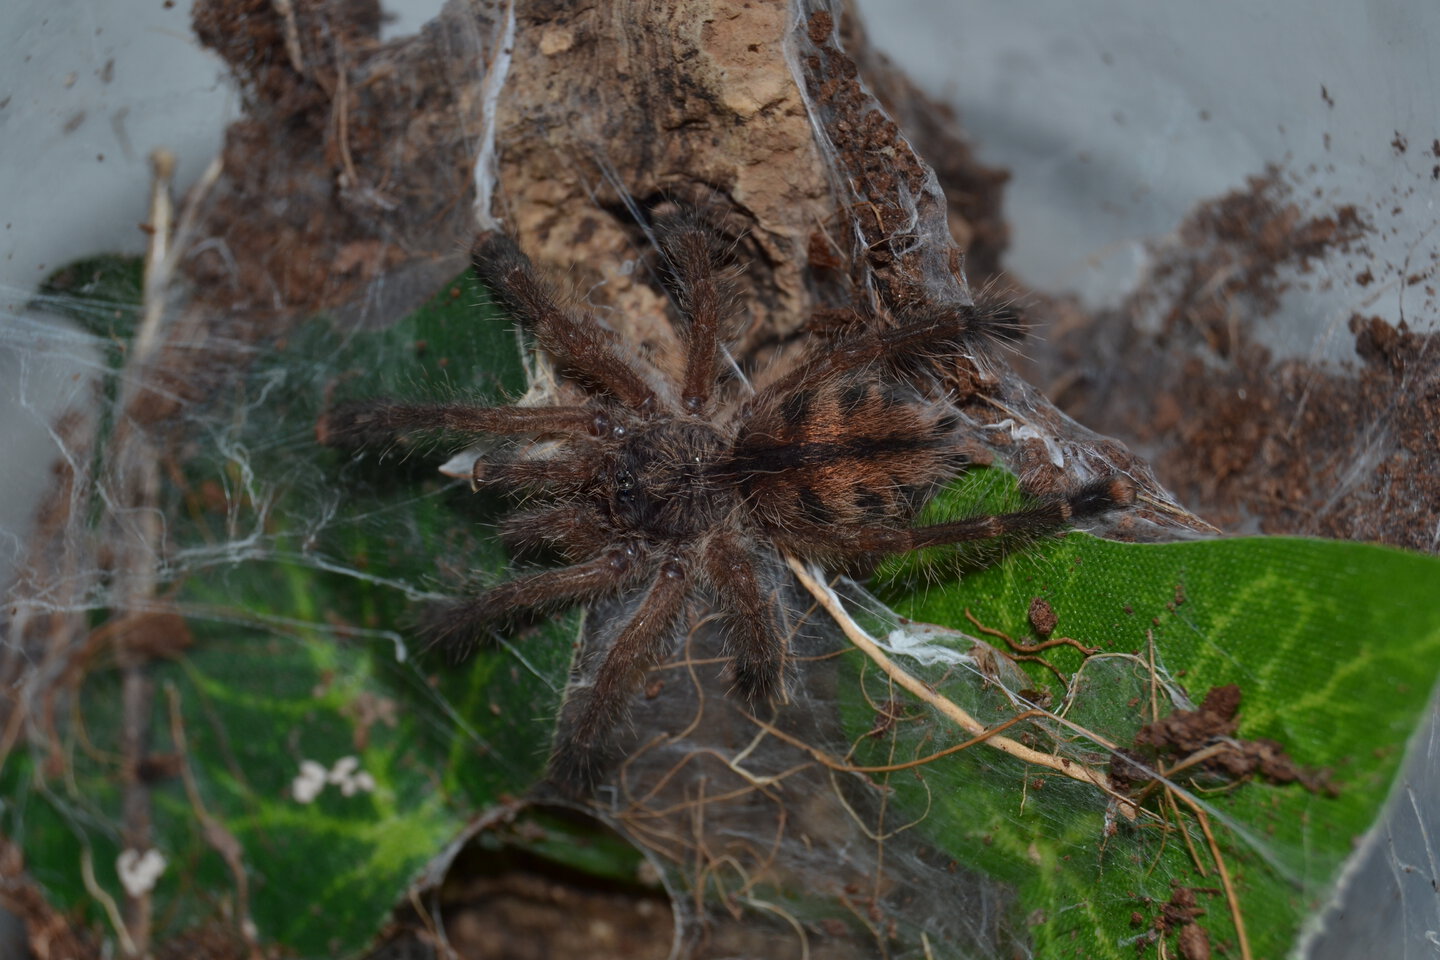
589 410 629 439
600 420 731 541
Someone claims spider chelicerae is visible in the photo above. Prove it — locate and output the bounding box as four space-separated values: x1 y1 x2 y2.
319 212 1133 783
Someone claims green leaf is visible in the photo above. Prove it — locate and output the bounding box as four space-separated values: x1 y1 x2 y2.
2 265 581 955
465 806 650 885
33 254 145 340
859 468 1440 957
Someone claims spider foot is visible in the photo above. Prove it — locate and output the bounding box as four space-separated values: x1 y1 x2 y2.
315 398 405 449
728 653 784 706
546 731 612 795
410 597 495 664
1066 475 1137 518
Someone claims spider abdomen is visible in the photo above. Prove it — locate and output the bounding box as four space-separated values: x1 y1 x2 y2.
729 377 968 530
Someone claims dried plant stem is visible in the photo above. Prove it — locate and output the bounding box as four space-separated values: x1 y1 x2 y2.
787 557 1253 953
270 0 305 75
81 846 137 957
784 555 1136 816
962 607 1096 655
1172 790 1253 960
108 149 179 956
748 710 1044 775
133 150 175 364
165 684 263 960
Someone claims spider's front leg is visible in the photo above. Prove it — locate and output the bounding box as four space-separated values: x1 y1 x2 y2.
316 399 601 449
468 446 603 497
471 234 659 412
653 213 736 414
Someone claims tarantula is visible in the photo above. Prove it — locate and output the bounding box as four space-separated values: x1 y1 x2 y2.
319 214 1132 782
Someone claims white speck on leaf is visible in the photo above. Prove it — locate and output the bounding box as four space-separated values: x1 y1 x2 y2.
117 848 167 897
291 760 328 803
293 756 376 802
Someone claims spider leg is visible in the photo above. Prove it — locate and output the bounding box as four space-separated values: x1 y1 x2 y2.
471 448 600 496
471 234 659 412
755 313 979 403
550 559 690 784
702 533 788 703
419 546 640 658
777 477 1134 557
318 399 602 449
655 215 732 414
499 503 611 560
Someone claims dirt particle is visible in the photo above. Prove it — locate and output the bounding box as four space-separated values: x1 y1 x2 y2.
539 26 576 56
1349 314 1419 373
1178 921 1212 960
1027 597 1058 637
1118 684 1330 794
806 10 833 45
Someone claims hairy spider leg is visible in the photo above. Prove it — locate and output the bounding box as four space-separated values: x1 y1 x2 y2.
499 503 613 560
551 559 691 781
470 446 601 496
318 399 601 449
755 312 979 405
775 477 1135 557
471 234 660 412
703 533 788 702
655 215 734 414
419 546 642 660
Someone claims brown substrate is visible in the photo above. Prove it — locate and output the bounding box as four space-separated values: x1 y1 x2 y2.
1131 314 1437 548
1018 171 1439 551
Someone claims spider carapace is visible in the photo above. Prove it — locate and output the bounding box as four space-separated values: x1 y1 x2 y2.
319 213 1133 783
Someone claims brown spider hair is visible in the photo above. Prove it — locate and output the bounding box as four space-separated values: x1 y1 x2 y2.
319 213 1132 784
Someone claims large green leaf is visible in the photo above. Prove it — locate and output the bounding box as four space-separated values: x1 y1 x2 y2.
2 262 576 955
856 469 1440 957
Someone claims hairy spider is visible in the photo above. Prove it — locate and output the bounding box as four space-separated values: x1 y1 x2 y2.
319 214 1133 783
